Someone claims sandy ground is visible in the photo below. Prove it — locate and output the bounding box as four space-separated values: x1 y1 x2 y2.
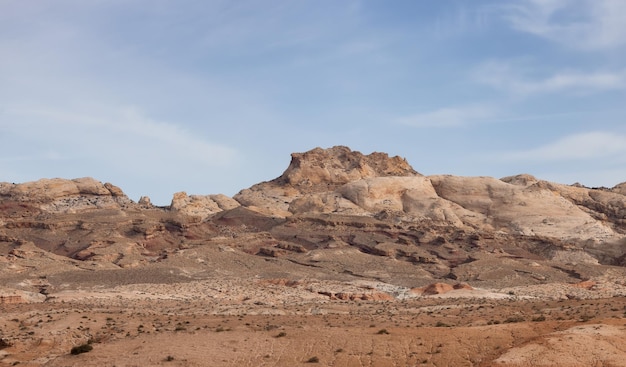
2 278 626 367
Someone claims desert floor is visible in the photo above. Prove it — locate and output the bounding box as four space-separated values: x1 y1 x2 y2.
2 279 626 367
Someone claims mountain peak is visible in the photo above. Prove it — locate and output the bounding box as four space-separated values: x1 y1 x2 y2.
275 146 419 193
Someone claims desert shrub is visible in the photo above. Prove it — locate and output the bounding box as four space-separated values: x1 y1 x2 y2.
70 343 93 355
275 331 287 338
435 321 449 327
376 328 390 335
532 315 546 322
503 316 525 323
306 356 320 363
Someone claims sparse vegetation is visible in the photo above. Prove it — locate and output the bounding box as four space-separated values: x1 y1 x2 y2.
306 356 320 363
503 316 525 323
70 343 93 355
2 147 626 366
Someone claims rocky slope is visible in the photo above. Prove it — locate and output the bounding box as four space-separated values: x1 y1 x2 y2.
0 146 625 292
2 145 626 367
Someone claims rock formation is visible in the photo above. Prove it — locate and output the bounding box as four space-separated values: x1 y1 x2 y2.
1 145 625 367
233 146 419 216
0 145 624 290
170 192 240 221
0 177 132 214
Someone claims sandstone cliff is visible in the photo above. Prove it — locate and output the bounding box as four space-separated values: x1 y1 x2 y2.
0 177 131 213
0 146 624 289
232 146 624 247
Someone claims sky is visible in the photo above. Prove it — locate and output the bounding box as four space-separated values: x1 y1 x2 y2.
1 0 625 205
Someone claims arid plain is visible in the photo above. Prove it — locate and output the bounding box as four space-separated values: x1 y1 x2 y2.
1 146 626 366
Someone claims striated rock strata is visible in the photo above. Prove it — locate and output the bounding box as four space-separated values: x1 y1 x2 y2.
0 145 624 292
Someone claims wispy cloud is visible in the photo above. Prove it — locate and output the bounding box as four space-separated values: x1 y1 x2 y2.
505 131 626 161
474 61 626 95
4 107 239 168
396 104 497 128
500 0 626 50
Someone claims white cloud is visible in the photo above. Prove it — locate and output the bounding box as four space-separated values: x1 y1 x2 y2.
474 61 626 95
501 0 626 50
396 104 497 128
3 106 239 168
506 131 626 161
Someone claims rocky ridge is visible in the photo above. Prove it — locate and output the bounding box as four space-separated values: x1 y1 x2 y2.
0 146 625 298
2 146 626 367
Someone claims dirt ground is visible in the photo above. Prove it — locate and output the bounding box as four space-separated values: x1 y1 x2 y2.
2 284 626 367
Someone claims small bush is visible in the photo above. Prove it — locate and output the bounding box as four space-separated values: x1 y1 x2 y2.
503 316 525 323
0 338 11 349
306 356 320 363
275 331 287 338
376 329 390 335
70 343 93 355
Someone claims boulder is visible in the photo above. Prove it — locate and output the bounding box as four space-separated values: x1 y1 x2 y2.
412 282 473 296
170 192 240 220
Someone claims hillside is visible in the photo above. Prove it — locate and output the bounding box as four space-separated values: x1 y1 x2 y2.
1 146 625 366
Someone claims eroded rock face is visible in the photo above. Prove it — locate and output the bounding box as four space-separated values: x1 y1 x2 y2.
0 177 132 213
0 145 624 284
234 146 419 217
429 175 619 243
412 282 474 296
613 182 626 196
277 146 418 191
0 283 47 304
234 147 623 249
170 192 240 221
0 178 123 202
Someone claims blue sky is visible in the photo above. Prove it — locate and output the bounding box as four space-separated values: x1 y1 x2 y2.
1 0 625 205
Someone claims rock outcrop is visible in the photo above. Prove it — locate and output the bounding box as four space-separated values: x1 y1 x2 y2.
613 182 626 196
0 145 624 286
170 192 240 221
234 146 418 217
233 147 624 250
413 282 474 296
0 177 132 213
